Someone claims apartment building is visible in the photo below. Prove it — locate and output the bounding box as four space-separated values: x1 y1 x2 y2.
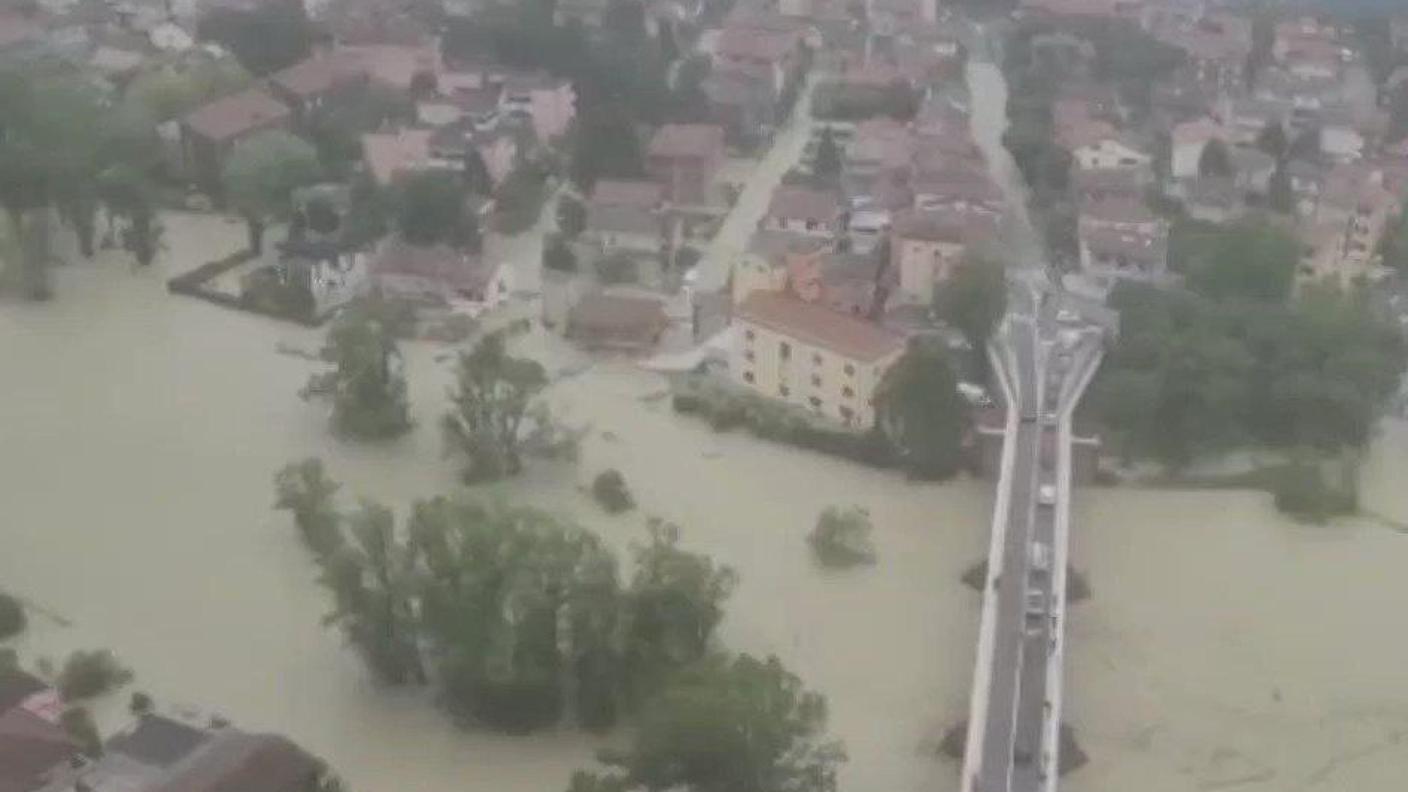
732 292 905 429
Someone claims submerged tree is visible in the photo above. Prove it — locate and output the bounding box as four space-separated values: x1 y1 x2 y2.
574 653 846 792
933 251 1007 378
222 129 322 254
274 457 343 557
442 331 549 481
319 500 427 685
303 301 413 440
807 506 876 569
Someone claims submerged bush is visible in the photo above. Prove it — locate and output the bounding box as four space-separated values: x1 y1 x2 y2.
592 469 635 513
0 592 25 640
808 506 876 568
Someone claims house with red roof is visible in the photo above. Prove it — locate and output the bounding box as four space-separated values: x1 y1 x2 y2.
268 52 370 123
646 124 726 206
180 88 292 196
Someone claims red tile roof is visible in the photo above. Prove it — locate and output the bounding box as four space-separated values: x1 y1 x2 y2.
590 179 664 209
182 88 290 143
766 186 840 222
374 238 497 292
716 25 800 63
737 292 903 362
270 53 365 98
648 124 725 159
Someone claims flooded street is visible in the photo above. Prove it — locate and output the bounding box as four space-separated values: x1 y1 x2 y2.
0 214 986 792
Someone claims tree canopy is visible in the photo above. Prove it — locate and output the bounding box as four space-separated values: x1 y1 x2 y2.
442 331 551 481
222 130 322 253
197 0 314 76
572 653 845 792
302 300 414 440
933 251 1008 376
395 170 478 250
1090 282 1406 468
1180 219 1299 303
875 338 969 480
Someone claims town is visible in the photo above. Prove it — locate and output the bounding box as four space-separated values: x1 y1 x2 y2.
3 0 1408 791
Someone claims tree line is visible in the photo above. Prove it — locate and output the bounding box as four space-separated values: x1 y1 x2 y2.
274 460 844 791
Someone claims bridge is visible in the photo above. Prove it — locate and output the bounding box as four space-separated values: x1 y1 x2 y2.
959 281 1104 792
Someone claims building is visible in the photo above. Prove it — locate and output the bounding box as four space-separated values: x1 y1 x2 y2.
1170 116 1226 180
268 52 370 123
498 71 575 141
1299 163 1400 284
890 210 994 305
761 186 843 238
427 123 517 186
0 668 76 792
732 291 905 428
1071 134 1151 172
274 238 370 318
703 67 776 151
372 238 510 315
646 124 726 206
566 290 671 352
1077 199 1169 287
180 88 292 196
336 42 441 92
584 179 675 255
711 24 802 95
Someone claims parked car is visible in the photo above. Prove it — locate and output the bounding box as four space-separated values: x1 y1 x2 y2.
1038 484 1057 505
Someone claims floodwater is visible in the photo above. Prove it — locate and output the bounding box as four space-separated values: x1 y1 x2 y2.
0 213 988 792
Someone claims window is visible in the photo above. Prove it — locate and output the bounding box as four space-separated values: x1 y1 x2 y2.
808 396 822 408
840 406 854 422
842 386 854 399
745 329 755 341
744 350 755 362
844 364 855 376
780 341 791 360
813 353 823 366
743 371 755 383
811 375 822 387
780 385 790 396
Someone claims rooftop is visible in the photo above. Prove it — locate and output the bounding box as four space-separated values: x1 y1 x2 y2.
270 53 365 98
361 129 434 185
736 291 904 362
766 186 841 222
648 124 725 159
374 238 497 292
182 88 290 143
590 179 664 209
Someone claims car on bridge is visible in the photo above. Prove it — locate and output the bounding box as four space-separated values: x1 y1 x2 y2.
1038 483 1056 506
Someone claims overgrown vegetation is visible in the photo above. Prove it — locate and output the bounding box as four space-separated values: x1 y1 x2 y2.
274 458 344 556
0 591 24 640
808 506 876 569
876 338 970 480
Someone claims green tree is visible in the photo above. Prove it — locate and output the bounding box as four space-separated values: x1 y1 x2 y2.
620 520 736 704
302 301 414 440
557 194 587 238
1256 122 1288 161
56 650 133 701
575 653 845 792
812 127 843 184
592 469 635 512
875 338 968 480
319 501 427 685
0 591 24 640
274 457 343 558
571 106 645 191
396 170 477 249
197 0 313 76
222 130 322 254
60 707 103 757
933 251 1008 377
0 69 106 300
1086 368 1161 462
124 54 252 121
1267 166 1295 214
1183 220 1298 303
442 331 550 481
1198 138 1232 178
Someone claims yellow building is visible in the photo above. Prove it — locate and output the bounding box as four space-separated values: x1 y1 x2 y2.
732 291 905 429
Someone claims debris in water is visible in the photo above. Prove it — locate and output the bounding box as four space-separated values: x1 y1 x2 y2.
602 431 618 442
639 389 670 403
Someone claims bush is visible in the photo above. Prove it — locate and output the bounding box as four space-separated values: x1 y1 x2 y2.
0 592 24 640
442 662 564 734
592 469 635 513
129 691 154 716
808 506 876 568
57 649 133 701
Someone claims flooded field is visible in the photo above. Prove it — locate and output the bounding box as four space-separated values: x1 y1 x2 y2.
0 214 987 792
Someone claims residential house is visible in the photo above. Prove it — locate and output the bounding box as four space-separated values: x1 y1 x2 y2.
730 231 831 305
1320 105 1366 162
774 242 884 316
646 124 726 206
361 128 443 186
269 52 370 124
1229 146 1277 195
910 164 1004 218
731 291 905 428
1077 198 1169 286
890 209 994 304
499 72 575 141
712 24 802 95
761 186 844 239
1072 133 1151 172
566 290 670 352
1273 17 1343 81
180 88 292 196
428 123 517 186
584 179 675 256
847 118 915 180
372 237 510 315
337 42 441 93
703 67 776 150
275 238 370 318
1219 97 1289 147
1160 13 1252 93
1072 165 1148 204
417 83 502 131
0 668 76 792
1183 176 1243 223
1170 116 1226 180
1299 163 1400 284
